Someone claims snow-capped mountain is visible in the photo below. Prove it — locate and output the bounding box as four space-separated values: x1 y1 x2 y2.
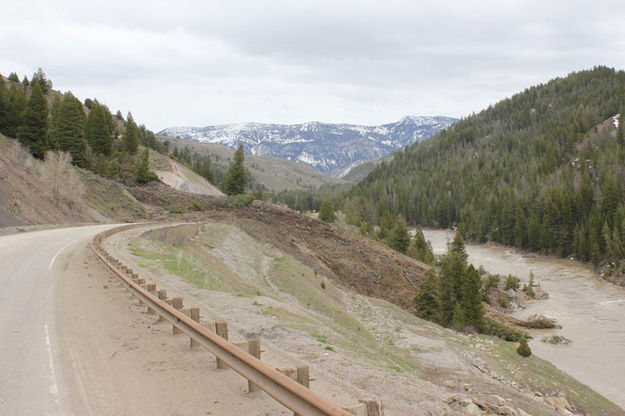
159 116 457 174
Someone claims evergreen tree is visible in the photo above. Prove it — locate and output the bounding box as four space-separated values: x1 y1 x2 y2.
135 148 157 184
407 226 436 264
451 302 466 331
4 84 26 137
30 68 51 94
414 269 440 322
55 93 88 167
7 72 19 82
388 216 410 253
439 252 466 325
21 76 29 87
461 265 485 330
123 112 139 154
450 231 468 260
193 155 215 183
0 77 8 135
319 198 336 222
87 103 113 156
221 144 248 195
48 95 62 150
17 82 49 159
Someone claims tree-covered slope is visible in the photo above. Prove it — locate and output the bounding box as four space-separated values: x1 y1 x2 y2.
346 66 625 273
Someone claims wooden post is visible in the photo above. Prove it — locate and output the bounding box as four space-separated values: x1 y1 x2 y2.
215 321 228 369
146 284 157 314
293 366 310 416
360 400 384 416
189 307 200 348
296 366 310 388
172 297 184 335
157 290 168 321
247 339 261 392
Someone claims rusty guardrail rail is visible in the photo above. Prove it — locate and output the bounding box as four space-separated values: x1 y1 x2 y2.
91 225 355 416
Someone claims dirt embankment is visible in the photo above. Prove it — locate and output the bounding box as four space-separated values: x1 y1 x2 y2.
127 182 427 311
0 135 147 227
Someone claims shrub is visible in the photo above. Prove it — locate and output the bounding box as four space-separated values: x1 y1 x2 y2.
517 337 532 357
191 201 205 211
168 203 186 214
504 274 520 290
320 281 326 289
227 193 254 207
484 317 527 342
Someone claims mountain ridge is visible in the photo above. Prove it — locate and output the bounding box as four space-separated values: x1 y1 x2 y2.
159 115 456 174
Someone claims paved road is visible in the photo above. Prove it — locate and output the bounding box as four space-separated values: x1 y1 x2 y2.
0 224 115 415
0 224 290 416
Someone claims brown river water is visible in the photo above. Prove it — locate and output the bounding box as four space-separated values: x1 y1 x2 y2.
423 229 625 409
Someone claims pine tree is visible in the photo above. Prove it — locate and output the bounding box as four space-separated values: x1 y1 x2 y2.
439 252 467 325
407 226 436 264
461 265 485 330
0 77 8 135
48 94 62 150
21 76 29 87
7 72 19 82
193 155 215 183
56 93 88 167
87 103 113 156
451 302 466 331
414 269 440 322
17 82 49 159
450 231 468 261
388 216 410 253
221 144 247 195
123 112 139 154
4 84 26 138
135 148 156 184
319 198 336 222
30 68 51 94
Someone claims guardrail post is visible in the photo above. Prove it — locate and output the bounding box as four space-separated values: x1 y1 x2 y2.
293 366 310 416
215 321 229 369
172 297 184 334
360 399 384 416
189 307 200 348
247 339 261 393
156 289 167 321
146 284 157 314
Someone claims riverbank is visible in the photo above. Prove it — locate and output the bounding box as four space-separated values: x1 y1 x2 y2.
423 228 625 410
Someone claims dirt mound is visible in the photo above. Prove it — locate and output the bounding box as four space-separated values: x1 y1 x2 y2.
127 182 427 310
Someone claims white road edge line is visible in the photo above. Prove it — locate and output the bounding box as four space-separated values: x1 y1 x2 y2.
44 323 60 405
48 241 74 272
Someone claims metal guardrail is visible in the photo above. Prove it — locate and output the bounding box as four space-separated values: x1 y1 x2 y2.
91 226 354 416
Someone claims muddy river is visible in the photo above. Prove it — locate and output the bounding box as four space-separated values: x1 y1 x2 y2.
423 229 625 409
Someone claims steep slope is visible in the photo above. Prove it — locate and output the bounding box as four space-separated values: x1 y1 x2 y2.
149 151 223 197
0 134 146 227
159 136 349 192
159 116 456 174
347 66 625 277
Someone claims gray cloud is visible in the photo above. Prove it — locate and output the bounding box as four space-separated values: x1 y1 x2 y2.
1 0 624 130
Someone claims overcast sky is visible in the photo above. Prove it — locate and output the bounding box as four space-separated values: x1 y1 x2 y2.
2 1 624 131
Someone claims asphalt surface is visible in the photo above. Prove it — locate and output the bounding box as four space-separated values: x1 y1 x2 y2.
0 224 115 415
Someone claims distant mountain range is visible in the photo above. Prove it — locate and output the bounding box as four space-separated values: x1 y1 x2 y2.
159 116 457 175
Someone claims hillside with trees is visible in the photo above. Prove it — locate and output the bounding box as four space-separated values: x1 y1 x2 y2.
344 66 625 282
0 69 165 186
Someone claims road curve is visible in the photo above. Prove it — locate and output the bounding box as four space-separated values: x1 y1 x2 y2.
0 224 117 415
